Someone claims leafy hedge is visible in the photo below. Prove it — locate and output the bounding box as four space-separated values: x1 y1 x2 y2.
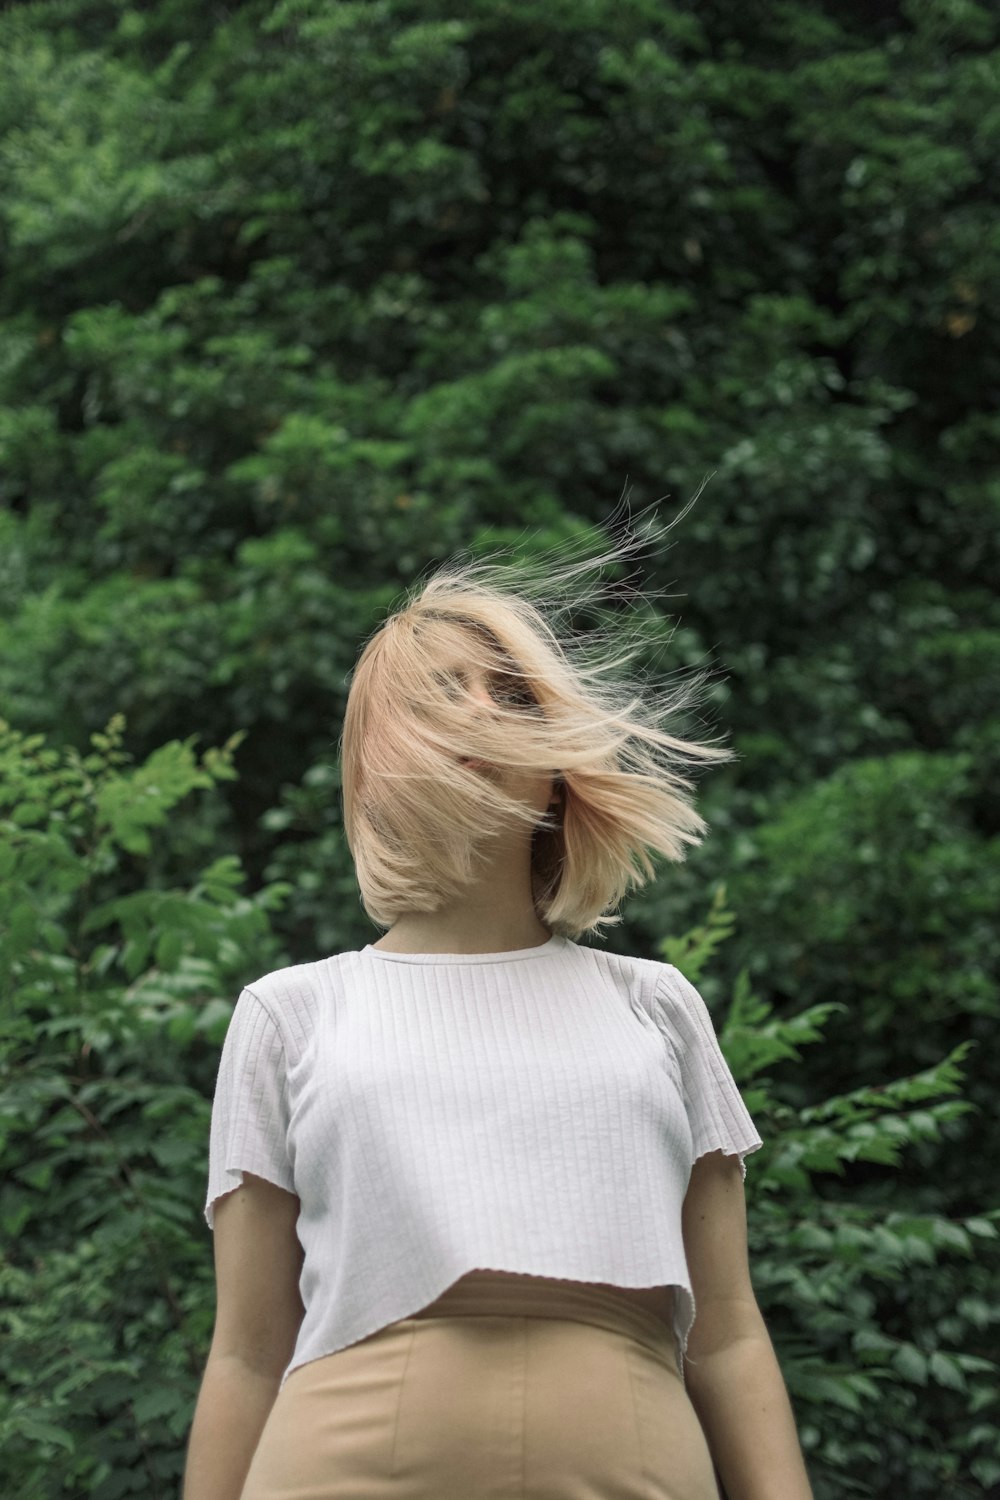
1 718 996 1498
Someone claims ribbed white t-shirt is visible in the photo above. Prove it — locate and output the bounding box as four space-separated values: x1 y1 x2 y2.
203 933 763 1394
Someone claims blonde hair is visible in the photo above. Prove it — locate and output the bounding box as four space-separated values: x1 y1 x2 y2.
339 489 739 941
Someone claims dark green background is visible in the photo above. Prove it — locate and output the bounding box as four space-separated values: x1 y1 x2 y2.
0 2 997 1496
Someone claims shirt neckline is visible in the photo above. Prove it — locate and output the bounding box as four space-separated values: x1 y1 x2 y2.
362 934 565 964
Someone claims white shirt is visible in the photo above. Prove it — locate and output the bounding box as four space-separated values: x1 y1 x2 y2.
204 934 763 1394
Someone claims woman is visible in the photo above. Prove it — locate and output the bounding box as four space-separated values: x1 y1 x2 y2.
184 512 815 1499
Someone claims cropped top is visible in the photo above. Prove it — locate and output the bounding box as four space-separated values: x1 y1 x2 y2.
203 933 764 1394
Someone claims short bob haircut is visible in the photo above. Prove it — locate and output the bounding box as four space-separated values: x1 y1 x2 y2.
340 494 739 942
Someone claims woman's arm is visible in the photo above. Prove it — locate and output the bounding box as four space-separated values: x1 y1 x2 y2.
681 1152 814 1500
184 1174 305 1499
685 1323 814 1500
182 1353 281 1500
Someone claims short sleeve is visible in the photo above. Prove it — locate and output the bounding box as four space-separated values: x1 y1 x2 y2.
651 965 763 1180
204 986 296 1230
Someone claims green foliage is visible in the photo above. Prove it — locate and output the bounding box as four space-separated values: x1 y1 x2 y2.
0 717 294 1499
0 0 998 1495
0 738 995 1497
659 889 1000 1496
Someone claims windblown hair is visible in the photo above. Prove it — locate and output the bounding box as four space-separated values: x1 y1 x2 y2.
339 491 739 941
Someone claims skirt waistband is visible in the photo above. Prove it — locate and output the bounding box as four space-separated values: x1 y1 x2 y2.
403 1271 679 1370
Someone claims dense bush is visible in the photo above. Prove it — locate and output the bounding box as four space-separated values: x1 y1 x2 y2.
1 719 995 1498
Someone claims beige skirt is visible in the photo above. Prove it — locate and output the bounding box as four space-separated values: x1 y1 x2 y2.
239 1270 721 1500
